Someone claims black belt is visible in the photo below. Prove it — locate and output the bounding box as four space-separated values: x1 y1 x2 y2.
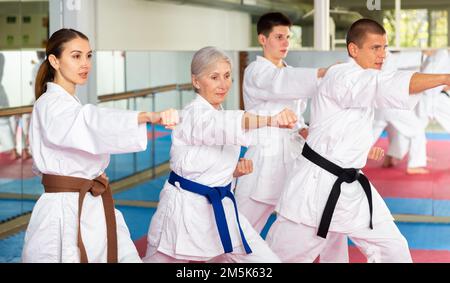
442 90 450 98
301 143 373 238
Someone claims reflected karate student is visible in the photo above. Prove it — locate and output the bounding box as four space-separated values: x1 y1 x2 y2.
143 46 297 263
22 28 179 263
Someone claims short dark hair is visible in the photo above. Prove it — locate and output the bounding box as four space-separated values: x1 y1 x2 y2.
257 12 292 37
346 18 386 50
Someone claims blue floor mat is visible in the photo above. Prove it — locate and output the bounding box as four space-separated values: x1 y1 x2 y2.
116 205 156 241
260 214 450 251
0 177 42 195
380 131 450 140
0 231 25 263
382 198 450 217
385 198 433 216
0 199 36 223
114 174 168 202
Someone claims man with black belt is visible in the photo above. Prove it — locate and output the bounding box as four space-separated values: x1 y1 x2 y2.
266 19 450 263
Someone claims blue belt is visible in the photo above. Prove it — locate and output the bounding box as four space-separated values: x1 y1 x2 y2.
168 171 252 254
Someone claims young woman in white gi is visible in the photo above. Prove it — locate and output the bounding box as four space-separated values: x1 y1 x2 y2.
266 19 450 263
233 12 350 263
143 46 298 263
22 28 179 263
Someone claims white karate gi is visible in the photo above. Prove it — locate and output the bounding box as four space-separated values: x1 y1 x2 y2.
268 58 417 263
0 82 15 153
372 52 427 168
144 94 280 263
234 56 349 262
22 82 147 263
420 49 450 132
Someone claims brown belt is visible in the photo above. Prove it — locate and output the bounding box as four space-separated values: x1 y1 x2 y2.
42 174 118 263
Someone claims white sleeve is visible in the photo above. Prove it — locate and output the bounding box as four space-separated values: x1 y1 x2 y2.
333 69 416 109
423 85 445 97
247 64 318 100
375 70 418 109
173 108 252 146
38 98 147 155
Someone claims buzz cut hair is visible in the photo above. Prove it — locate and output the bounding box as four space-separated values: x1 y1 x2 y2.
346 18 386 49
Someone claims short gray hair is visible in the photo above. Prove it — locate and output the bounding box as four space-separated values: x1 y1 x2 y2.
191 46 232 81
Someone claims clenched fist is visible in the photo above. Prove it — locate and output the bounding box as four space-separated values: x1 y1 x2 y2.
368 146 384 161
271 108 297 129
299 128 309 139
233 158 253 178
149 108 180 130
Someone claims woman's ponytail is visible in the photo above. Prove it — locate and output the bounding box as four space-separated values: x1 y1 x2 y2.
34 59 53 100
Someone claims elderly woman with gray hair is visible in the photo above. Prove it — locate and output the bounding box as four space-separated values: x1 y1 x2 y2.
143 46 297 263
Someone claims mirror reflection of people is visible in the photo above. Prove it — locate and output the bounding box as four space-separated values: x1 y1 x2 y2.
21 51 46 160
0 53 19 160
22 28 179 263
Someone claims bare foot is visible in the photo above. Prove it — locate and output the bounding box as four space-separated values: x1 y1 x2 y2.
406 167 429 175
382 155 397 168
21 149 32 160
9 150 20 160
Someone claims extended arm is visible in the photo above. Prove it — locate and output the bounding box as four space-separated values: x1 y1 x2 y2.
409 73 450 95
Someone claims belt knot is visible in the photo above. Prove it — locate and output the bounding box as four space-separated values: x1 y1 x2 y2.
341 168 360 183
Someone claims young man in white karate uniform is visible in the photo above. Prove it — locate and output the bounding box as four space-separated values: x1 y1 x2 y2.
233 12 349 263
266 19 450 263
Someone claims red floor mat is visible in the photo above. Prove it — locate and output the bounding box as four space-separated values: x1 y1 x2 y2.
0 152 34 179
364 139 450 200
348 246 450 263
133 236 450 263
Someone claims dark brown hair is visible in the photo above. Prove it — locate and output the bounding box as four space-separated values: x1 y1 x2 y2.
34 28 88 100
257 12 292 37
346 18 386 56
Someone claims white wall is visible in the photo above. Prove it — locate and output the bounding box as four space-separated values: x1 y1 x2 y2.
96 51 125 96
96 0 251 51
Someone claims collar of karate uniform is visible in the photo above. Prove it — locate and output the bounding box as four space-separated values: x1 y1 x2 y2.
256 55 288 68
346 57 371 72
195 93 224 111
46 82 82 104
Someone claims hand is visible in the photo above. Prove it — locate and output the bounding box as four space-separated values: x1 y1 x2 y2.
422 49 436 56
368 146 384 161
233 158 253 178
317 68 327 78
317 62 341 78
149 108 179 129
271 108 297 129
299 128 309 139
100 173 109 182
